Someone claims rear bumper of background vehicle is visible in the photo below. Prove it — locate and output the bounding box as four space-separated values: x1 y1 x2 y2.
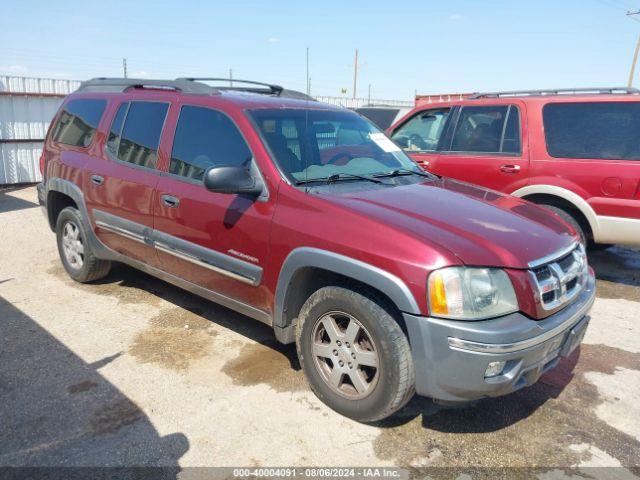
403 271 595 402
595 215 640 246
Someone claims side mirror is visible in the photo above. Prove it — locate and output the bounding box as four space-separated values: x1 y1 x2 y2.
203 165 263 196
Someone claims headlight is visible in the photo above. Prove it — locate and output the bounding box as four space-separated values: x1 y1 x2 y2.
428 267 518 320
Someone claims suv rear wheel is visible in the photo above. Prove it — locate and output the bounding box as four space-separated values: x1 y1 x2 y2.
56 207 111 283
296 286 414 422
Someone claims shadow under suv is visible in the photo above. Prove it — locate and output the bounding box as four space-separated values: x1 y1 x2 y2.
38 77 596 422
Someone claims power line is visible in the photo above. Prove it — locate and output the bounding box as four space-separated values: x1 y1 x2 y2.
352 49 358 99
627 9 640 86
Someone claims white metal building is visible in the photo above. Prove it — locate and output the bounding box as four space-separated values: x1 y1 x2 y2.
0 76 80 185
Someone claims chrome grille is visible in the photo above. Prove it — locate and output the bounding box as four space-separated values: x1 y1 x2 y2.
530 244 588 311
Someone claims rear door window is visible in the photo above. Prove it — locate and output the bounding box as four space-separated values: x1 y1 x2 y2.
117 101 169 169
390 108 450 152
106 102 128 156
543 102 640 160
52 99 107 148
449 105 520 154
170 105 252 181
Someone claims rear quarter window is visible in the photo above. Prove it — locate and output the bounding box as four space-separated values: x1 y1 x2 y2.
51 99 107 148
543 102 640 160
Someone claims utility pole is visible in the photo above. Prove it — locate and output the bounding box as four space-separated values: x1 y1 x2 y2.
628 10 640 87
306 47 310 96
229 68 233 87
353 49 358 99
122 58 127 78
368 83 371 106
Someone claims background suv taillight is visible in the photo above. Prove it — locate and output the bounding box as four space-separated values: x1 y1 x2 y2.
39 151 46 175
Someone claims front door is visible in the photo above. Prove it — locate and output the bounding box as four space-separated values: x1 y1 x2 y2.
153 103 275 314
389 107 451 171
428 104 530 193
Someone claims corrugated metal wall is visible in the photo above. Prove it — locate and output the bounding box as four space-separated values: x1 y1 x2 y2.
0 76 80 185
315 96 413 109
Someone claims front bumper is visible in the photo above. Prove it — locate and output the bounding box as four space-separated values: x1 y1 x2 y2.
403 271 595 402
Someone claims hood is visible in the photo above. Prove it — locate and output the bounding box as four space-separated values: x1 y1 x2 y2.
324 178 577 269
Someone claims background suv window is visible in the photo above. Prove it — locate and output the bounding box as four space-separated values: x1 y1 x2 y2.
116 102 169 169
170 106 252 181
543 102 640 160
391 108 450 152
450 105 520 154
51 99 106 148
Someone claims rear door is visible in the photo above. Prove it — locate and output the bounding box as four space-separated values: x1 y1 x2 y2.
83 99 169 267
389 107 451 170
429 103 529 192
152 102 275 314
538 100 640 221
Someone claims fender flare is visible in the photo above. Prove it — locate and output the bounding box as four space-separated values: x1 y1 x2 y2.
45 178 89 228
273 247 421 328
511 184 601 241
45 177 116 260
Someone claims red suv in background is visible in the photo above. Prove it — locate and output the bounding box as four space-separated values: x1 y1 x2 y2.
388 88 640 248
38 78 595 422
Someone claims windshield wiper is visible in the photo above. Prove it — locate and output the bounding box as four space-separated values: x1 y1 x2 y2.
374 168 436 179
296 173 387 185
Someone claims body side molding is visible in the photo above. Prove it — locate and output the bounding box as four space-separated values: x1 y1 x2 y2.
274 247 421 328
43 177 271 324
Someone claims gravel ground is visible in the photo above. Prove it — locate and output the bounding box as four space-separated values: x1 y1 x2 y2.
1 185 639 478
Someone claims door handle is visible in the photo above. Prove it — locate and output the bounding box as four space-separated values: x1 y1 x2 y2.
90 174 104 185
500 164 521 173
161 194 180 208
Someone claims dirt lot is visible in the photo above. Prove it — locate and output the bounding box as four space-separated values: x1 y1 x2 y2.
1 186 639 477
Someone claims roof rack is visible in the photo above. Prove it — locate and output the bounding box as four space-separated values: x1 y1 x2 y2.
76 77 212 94
176 77 284 96
76 77 315 101
469 87 640 99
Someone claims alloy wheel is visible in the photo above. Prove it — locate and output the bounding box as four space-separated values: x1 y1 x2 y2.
62 221 84 269
311 311 380 399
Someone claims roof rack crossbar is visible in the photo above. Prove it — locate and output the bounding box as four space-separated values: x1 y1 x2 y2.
76 77 313 100
76 77 213 94
469 87 640 99
176 77 284 96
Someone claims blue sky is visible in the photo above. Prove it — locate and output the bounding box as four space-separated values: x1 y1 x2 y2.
2 0 640 100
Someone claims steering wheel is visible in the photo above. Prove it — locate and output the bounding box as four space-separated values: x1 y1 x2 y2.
326 152 355 165
409 134 428 150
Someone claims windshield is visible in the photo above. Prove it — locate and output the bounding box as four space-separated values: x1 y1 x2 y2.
249 108 419 183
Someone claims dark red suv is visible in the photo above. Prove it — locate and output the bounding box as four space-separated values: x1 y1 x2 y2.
38 78 595 422
387 87 640 248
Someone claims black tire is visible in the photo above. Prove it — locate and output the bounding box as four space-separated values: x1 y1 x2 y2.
295 286 414 423
538 204 587 246
56 207 111 283
588 242 613 251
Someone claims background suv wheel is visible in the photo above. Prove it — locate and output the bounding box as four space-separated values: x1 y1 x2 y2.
55 207 111 283
538 204 587 246
296 286 414 423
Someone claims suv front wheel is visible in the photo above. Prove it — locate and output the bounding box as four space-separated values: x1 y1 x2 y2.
296 286 414 422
